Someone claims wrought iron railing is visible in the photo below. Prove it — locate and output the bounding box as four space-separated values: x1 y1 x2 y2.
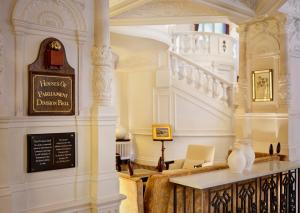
172 169 298 213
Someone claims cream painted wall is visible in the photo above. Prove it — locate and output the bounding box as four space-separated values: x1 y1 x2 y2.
112 33 168 132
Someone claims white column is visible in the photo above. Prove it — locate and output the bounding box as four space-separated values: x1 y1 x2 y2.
90 0 124 212
279 0 300 161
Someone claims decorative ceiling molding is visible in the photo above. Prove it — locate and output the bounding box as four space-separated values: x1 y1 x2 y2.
113 1 222 18
110 0 256 24
256 0 286 15
110 0 152 17
110 16 232 26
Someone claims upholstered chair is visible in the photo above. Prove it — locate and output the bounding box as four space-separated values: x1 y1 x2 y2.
168 144 215 170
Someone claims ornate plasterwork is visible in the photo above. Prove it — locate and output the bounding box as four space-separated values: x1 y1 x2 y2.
92 46 113 67
92 46 113 105
246 18 281 55
280 0 300 19
286 17 300 57
12 0 86 33
247 18 280 41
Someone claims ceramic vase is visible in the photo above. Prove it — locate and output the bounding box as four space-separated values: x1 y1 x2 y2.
115 126 127 140
240 141 255 171
228 148 246 173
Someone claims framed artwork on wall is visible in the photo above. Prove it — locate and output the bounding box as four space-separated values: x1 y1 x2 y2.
152 124 173 141
252 69 273 102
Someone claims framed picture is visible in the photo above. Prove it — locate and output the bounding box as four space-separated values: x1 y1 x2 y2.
252 69 273 102
152 124 173 141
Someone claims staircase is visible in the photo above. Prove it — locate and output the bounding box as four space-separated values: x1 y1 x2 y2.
154 30 236 161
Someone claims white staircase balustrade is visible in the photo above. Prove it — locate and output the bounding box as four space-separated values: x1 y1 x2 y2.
171 32 234 58
170 51 233 107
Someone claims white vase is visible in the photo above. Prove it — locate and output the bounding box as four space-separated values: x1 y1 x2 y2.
228 148 246 173
240 140 255 171
115 126 127 140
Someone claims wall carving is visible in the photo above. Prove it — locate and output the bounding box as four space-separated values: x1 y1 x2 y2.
286 17 300 57
13 0 86 33
284 0 300 19
247 19 280 43
92 46 113 105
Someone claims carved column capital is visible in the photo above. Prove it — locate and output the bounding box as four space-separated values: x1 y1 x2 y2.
92 65 113 106
92 46 113 66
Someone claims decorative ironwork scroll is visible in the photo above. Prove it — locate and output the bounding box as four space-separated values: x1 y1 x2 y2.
172 169 300 213
209 185 233 213
260 174 278 213
280 170 297 213
236 179 257 213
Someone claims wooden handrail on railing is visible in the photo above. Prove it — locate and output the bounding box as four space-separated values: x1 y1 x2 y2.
170 51 233 107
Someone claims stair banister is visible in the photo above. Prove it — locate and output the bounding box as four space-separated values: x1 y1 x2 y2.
169 51 233 107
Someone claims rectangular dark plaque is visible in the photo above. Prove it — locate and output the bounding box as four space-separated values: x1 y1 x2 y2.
29 71 75 115
27 132 76 173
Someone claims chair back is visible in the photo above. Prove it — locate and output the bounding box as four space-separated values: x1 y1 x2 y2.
185 145 215 162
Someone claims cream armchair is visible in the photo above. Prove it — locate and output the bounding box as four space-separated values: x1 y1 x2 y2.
167 144 215 170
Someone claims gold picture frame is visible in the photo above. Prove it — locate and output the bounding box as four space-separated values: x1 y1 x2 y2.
152 124 173 141
252 69 273 102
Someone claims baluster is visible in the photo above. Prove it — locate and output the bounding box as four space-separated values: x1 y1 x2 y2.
202 73 208 94
226 86 233 107
178 34 183 54
175 34 180 53
206 76 212 97
205 34 210 55
171 55 177 78
197 35 204 54
220 83 227 103
191 34 196 54
194 69 201 89
186 65 193 85
213 79 219 98
178 60 185 80
171 34 176 52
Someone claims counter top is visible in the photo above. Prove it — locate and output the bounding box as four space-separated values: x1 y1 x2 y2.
169 161 300 189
